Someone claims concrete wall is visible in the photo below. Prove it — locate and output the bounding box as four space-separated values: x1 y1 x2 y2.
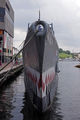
5 0 14 22
0 0 5 8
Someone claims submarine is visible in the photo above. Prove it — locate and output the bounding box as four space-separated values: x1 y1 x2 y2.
23 17 59 112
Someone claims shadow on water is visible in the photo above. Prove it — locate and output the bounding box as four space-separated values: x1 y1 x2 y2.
0 86 14 120
21 92 63 120
0 71 23 120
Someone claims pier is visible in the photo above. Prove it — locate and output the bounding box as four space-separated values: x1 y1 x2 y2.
0 62 23 87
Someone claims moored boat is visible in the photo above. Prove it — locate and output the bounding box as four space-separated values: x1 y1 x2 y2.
23 19 59 112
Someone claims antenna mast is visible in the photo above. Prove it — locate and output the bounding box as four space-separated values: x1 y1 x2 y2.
38 10 40 21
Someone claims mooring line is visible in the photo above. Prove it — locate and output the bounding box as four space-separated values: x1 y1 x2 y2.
0 30 38 72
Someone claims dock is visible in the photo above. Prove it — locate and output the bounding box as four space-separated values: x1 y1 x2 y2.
0 63 23 87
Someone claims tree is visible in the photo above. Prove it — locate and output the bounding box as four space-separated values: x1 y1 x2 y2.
59 48 63 53
65 50 70 54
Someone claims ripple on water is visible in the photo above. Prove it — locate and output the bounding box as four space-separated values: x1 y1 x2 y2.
0 61 80 120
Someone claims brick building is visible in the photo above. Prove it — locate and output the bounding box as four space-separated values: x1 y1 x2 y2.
0 0 14 64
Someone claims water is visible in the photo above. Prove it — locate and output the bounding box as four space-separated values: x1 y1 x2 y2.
58 61 80 120
0 61 80 120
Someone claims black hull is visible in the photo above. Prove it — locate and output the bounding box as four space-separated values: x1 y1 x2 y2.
24 72 58 112
23 20 59 112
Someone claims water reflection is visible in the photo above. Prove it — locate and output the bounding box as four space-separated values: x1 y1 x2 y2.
0 73 24 120
0 61 80 119
21 92 63 120
0 72 63 120
0 87 14 120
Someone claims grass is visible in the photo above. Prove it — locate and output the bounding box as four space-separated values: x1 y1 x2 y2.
59 53 72 59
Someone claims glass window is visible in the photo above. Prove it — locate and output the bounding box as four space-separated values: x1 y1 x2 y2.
3 48 6 52
0 7 5 16
0 7 5 22
0 37 2 48
0 36 2 42
0 17 4 22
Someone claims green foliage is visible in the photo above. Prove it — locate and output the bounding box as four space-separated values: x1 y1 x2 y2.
59 48 71 54
59 48 73 59
59 53 72 59
59 48 63 53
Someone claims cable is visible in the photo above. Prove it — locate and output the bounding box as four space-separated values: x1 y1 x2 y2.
0 30 38 72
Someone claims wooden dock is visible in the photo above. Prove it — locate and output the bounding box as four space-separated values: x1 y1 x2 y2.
0 64 23 87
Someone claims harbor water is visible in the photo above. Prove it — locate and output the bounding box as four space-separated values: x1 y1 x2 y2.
0 61 80 120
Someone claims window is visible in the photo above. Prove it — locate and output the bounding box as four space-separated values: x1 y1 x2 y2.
0 37 2 48
0 7 5 22
0 8 5 16
3 48 6 52
0 37 2 42
8 49 9 53
0 17 4 22
10 50 12 53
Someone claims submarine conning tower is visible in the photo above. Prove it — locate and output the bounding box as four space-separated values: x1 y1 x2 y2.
26 20 55 74
28 20 54 37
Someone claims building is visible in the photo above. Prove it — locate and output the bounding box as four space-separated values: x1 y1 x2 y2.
13 47 19 55
0 0 14 64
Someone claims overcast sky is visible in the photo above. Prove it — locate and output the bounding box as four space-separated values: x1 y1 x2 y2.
10 0 80 52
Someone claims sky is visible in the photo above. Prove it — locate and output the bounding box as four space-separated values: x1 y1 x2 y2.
10 0 80 52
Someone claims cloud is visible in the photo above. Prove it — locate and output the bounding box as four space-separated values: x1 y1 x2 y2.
13 29 26 49
10 0 80 52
